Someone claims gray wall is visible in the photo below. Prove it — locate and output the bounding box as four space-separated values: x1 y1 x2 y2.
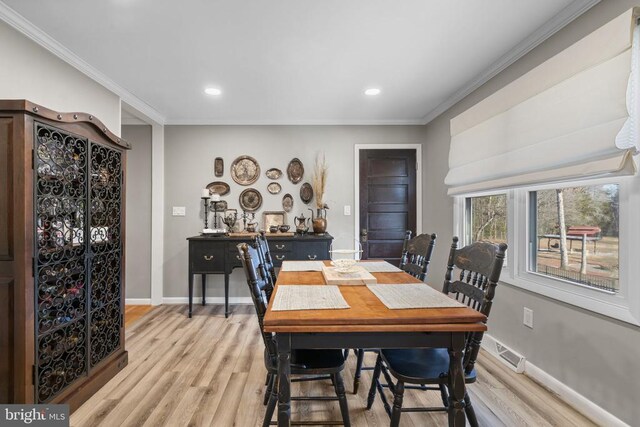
422 1 640 424
124 125 152 299
0 20 121 134
164 125 424 299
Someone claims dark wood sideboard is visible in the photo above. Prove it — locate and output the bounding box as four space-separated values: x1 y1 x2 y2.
186 233 333 317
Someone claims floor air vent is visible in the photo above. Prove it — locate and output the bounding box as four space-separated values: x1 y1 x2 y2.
483 335 526 373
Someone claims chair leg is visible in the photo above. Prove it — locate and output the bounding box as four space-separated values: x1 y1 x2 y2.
263 373 274 406
265 372 271 386
464 391 479 427
353 349 365 394
263 375 278 427
389 380 405 427
366 354 383 409
439 384 449 407
332 373 351 427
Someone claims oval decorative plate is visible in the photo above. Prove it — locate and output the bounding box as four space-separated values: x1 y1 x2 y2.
231 155 260 186
300 182 313 204
239 188 263 212
266 168 282 179
286 158 304 184
282 193 294 212
267 182 281 194
206 181 230 196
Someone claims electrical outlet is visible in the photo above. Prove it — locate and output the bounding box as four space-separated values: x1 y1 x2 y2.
523 307 534 329
172 206 186 216
344 205 351 216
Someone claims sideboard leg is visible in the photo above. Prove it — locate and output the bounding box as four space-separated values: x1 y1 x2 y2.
201 274 207 306
224 273 230 318
188 273 193 318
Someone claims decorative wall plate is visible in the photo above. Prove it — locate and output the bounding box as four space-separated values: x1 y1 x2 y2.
263 211 287 230
266 168 282 179
300 182 313 204
282 193 294 212
231 155 260 185
239 188 263 212
210 200 227 211
214 157 224 177
206 181 230 196
286 158 304 184
267 182 282 194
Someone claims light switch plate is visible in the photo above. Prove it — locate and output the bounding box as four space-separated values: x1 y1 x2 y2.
344 205 351 216
172 206 186 216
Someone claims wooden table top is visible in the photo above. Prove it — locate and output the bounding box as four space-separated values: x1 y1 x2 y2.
263 261 487 333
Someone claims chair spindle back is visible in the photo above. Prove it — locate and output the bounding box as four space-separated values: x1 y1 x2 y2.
399 231 437 281
442 236 507 374
237 242 277 362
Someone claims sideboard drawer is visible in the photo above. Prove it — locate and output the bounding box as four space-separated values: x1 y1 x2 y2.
272 252 290 266
294 242 330 261
269 241 293 252
191 242 225 272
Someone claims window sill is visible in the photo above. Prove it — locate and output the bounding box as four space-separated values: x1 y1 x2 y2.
499 272 640 326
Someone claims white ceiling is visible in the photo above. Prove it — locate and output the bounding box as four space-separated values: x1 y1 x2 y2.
1 0 595 125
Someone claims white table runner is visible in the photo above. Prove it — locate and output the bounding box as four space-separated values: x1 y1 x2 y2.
359 261 402 273
271 285 350 311
280 260 325 272
367 283 465 309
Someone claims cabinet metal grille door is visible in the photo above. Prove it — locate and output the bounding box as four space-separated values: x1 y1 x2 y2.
33 123 89 403
88 142 123 368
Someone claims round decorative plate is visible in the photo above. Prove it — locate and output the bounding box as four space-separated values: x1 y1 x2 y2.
231 155 260 186
206 181 230 196
266 168 283 179
300 182 313 204
282 193 294 212
286 158 304 184
239 188 263 212
210 200 228 211
267 182 282 194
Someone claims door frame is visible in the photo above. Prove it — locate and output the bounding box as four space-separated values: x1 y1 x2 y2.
354 144 423 248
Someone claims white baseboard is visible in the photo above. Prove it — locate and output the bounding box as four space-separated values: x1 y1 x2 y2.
162 297 253 304
125 298 152 305
524 361 629 427
481 334 629 427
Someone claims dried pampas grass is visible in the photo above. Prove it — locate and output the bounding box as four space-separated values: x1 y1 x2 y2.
312 153 328 208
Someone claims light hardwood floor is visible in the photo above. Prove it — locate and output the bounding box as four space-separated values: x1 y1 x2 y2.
71 305 597 426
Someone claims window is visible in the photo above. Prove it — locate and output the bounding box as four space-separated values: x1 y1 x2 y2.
465 194 507 245
455 177 640 326
529 185 619 293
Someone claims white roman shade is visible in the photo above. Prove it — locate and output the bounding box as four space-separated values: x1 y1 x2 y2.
446 8 640 195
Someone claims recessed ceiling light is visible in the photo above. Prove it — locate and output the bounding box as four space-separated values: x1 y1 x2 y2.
204 87 222 96
364 88 381 96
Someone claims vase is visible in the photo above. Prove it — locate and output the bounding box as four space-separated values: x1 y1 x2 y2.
313 208 327 234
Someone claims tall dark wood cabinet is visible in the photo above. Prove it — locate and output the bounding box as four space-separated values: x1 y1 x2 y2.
0 100 130 411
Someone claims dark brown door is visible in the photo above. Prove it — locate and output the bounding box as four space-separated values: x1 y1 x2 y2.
359 149 416 265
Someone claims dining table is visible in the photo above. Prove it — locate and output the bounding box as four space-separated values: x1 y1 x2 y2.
262 260 487 427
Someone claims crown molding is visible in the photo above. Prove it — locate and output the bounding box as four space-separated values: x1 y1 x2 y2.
164 118 424 126
0 1 166 125
421 0 600 125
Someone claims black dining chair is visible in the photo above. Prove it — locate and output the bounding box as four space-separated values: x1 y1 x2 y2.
398 231 438 280
365 237 507 427
237 243 351 427
350 231 437 394
256 231 277 291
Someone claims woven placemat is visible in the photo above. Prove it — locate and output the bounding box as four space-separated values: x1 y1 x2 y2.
367 283 465 309
271 285 350 311
360 261 402 273
280 261 325 272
